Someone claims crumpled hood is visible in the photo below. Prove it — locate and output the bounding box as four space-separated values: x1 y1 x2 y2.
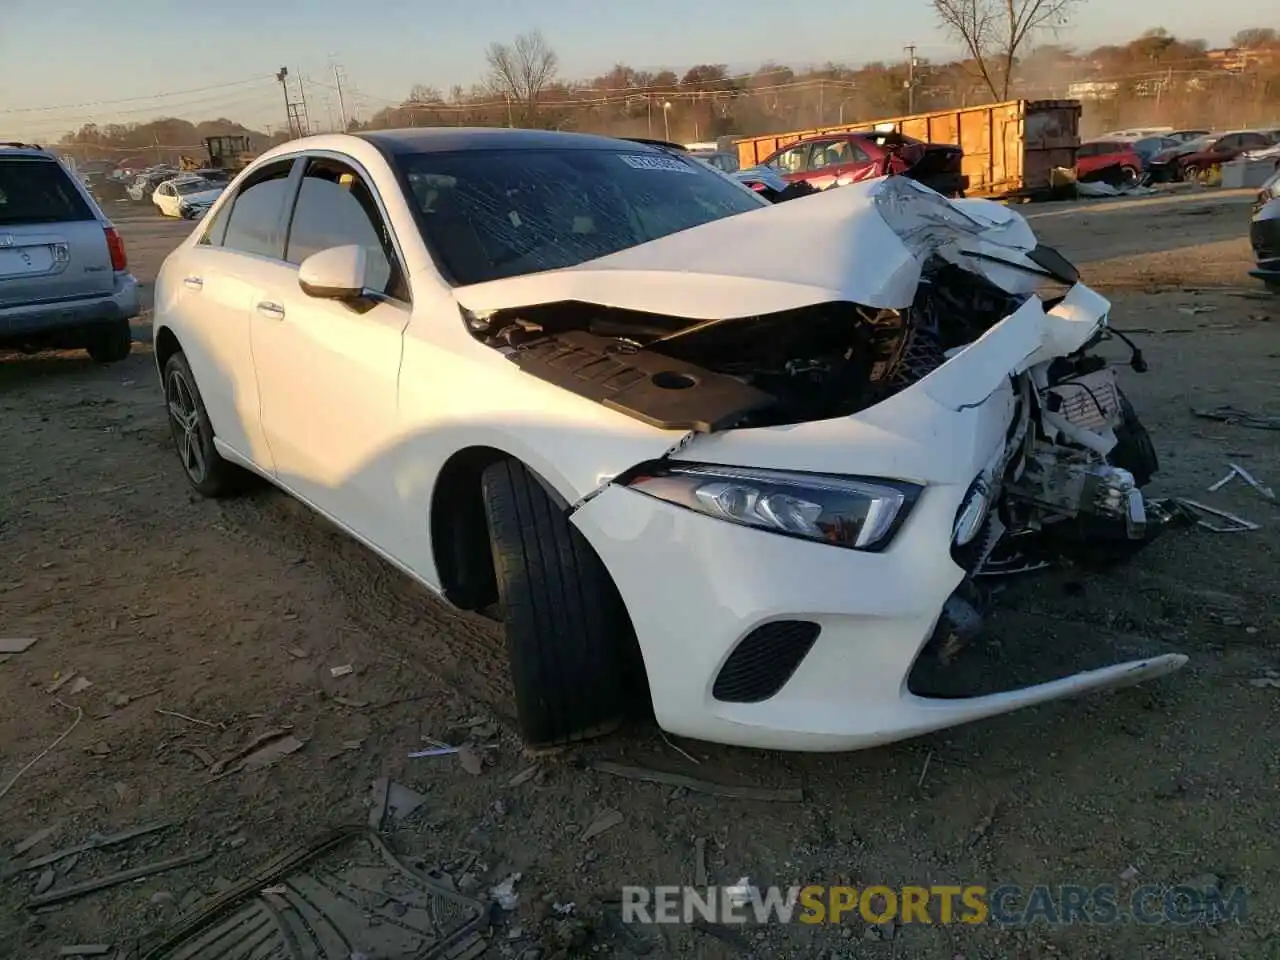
453 176 1044 319
453 178 943 318
181 187 224 207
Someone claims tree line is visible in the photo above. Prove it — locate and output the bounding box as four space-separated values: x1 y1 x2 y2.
55 21 1280 162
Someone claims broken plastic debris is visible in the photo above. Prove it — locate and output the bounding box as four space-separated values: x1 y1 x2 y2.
408 746 459 759
329 664 354 678
67 677 93 695
581 809 624 842
0 638 38 654
1119 864 1139 882
725 877 755 907
457 744 484 776
490 872 521 911
553 902 575 915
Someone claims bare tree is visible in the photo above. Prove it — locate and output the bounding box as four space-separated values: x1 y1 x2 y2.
931 0 1081 102
485 30 559 125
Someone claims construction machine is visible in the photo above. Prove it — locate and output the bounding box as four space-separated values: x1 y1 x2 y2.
179 135 258 174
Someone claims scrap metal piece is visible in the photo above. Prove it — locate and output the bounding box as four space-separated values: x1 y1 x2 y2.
1229 463 1276 501
3 822 176 879
27 848 213 908
1173 498 1260 533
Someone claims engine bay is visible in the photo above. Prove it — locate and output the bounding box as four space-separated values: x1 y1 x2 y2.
466 259 1034 432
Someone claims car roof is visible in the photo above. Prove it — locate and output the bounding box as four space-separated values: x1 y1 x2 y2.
0 142 57 160
354 127 656 155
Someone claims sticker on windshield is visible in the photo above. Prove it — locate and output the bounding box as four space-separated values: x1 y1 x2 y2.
618 154 698 174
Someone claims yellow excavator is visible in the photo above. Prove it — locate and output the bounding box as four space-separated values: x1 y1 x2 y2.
179 135 257 174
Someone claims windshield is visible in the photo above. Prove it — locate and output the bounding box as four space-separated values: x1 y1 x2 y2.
174 179 215 195
396 147 767 285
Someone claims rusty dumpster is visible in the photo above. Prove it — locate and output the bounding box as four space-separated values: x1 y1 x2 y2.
734 100 1082 198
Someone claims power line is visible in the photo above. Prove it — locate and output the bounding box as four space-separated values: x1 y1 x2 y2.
0 76 276 116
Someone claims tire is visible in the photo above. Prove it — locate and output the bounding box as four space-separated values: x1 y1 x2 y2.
480 458 631 748
1120 165 1139 185
86 320 133 363
1108 391 1158 487
162 351 245 498
1183 164 1201 182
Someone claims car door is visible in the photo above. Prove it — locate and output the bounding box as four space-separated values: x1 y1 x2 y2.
250 152 412 549
155 183 174 215
166 158 300 471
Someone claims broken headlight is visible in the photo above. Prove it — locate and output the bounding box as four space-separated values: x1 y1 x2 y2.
623 463 921 552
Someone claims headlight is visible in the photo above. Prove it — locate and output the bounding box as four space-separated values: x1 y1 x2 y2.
622 463 922 552
952 480 990 546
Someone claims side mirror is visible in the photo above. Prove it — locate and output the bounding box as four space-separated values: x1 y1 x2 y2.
298 245 368 300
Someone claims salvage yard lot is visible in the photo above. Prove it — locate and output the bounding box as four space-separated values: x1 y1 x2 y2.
2 190 1278 959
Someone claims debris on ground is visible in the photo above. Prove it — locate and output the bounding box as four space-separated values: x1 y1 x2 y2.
209 729 305 779
1208 462 1276 500
0 637 38 654
1248 678 1280 689
58 945 113 957
408 745 459 759
3 821 174 878
1119 864 1140 882
367 777 427 830
491 872 521 911
1192 405 1280 431
591 761 804 802
28 847 213 908
13 825 59 857
507 765 539 787
331 696 368 708
1173 498 1260 533
0 702 83 803
580 809 624 842
457 743 484 776
329 663 354 678
155 708 219 729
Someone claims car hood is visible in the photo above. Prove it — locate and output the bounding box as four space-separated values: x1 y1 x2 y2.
453 176 1041 318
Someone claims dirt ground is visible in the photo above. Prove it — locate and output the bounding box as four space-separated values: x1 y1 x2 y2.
2 190 1278 959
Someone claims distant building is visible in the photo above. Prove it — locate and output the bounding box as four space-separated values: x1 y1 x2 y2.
1066 80 1120 101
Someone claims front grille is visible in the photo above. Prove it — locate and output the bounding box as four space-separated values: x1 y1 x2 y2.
712 621 821 703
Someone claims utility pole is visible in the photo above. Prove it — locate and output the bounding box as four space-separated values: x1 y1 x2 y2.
332 62 349 132
904 44 917 114
276 67 293 136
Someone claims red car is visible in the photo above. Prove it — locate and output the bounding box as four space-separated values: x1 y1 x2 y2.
1147 130 1278 182
1074 140 1144 184
762 131 967 196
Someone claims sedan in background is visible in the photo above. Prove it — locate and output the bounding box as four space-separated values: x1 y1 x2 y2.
1147 131 1276 182
762 131 967 196
152 176 223 218
1250 167 1280 293
1074 140 1145 183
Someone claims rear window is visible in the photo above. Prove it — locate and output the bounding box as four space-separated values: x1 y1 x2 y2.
0 158 95 225
396 147 766 286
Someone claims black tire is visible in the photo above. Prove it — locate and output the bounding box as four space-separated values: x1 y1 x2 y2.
1265 279 1280 295
86 319 133 363
480 458 631 748
163 351 246 498
1120 165 1139 185
1183 163 1201 182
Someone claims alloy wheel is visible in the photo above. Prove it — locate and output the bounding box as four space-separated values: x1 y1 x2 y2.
166 368 207 484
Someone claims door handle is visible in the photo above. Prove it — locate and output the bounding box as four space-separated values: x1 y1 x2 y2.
183 276 203 290
256 301 285 320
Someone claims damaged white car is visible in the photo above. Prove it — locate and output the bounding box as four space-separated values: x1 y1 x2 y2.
152 129 1186 752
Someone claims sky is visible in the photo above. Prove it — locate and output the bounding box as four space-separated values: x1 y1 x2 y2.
0 0 1264 142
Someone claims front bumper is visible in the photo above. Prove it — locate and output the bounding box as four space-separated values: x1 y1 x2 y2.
0 273 141 339
1250 200 1280 281
572 482 1184 752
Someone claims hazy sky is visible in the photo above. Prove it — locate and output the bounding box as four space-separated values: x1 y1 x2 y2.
0 0 1262 141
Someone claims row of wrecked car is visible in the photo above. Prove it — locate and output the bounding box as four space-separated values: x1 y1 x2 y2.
1075 126 1280 187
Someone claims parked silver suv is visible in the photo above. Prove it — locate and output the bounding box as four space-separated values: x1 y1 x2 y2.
0 142 140 362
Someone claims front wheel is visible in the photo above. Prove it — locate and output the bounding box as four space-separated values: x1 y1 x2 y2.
480 459 633 748
163 351 246 498
86 320 133 363
1182 163 1201 182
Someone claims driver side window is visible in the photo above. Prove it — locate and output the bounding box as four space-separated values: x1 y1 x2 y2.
284 157 405 301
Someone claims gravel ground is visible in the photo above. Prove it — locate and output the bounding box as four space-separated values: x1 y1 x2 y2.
1 190 1278 960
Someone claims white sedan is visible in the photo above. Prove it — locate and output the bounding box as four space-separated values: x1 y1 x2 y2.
152 176 223 218
152 129 1186 752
